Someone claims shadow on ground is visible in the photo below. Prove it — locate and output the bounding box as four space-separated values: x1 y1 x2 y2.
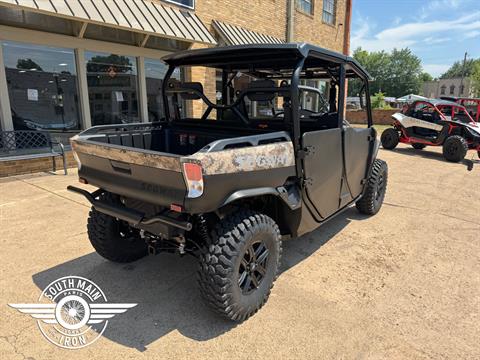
32 208 366 351
392 147 478 169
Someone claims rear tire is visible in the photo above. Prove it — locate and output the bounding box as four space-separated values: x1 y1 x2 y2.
412 143 426 150
87 193 148 263
442 135 468 162
197 210 281 322
356 159 388 215
381 128 399 150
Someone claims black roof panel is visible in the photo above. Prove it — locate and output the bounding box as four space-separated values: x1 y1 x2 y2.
162 43 371 79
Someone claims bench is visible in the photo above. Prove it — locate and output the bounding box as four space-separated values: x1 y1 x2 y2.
0 130 67 175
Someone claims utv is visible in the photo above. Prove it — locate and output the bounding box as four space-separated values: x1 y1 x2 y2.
68 43 387 321
381 99 480 162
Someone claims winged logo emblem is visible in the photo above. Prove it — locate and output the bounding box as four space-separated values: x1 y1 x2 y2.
9 296 137 329
8 276 137 349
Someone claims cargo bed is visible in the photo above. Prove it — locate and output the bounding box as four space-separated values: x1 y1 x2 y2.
71 121 296 213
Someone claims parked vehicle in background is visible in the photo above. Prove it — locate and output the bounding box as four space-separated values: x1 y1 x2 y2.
440 96 480 123
67 43 388 322
381 99 480 162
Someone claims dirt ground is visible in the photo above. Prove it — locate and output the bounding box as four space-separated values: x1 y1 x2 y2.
1 144 479 359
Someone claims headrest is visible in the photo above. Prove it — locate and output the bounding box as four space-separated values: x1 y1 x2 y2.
247 79 276 102
167 79 203 100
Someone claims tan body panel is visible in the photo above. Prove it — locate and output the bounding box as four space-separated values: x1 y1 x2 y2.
71 136 295 176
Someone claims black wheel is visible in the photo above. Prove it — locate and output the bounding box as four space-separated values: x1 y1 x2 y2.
356 159 388 215
197 210 281 322
477 150 480 160
442 135 468 162
87 193 147 263
381 128 399 150
411 143 426 150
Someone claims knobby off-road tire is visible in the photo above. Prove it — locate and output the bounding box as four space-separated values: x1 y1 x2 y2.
412 143 426 150
381 128 399 150
87 194 148 263
356 159 388 215
198 210 282 322
442 135 468 163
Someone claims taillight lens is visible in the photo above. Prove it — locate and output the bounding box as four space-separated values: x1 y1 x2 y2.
182 162 204 198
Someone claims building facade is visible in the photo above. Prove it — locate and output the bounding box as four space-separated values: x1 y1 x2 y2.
422 77 474 99
0 0 351 148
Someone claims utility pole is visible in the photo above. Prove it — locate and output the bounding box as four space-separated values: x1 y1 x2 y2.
460 51 467 95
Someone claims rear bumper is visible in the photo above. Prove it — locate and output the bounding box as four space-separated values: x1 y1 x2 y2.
67 186 192 232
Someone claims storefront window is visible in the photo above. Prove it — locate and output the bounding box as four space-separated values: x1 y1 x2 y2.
85 51 139 126
145 58 168 122
2 41 80 132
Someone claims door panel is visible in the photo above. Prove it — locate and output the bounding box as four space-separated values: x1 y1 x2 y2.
302 128 343 219
343 126 372 198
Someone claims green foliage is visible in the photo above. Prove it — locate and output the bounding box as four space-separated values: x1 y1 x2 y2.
86 54 133 74
371 92 385 109
16 58 43 71
420 72 433 82
440 59 480 79
471 62 480 97
350 47 424 97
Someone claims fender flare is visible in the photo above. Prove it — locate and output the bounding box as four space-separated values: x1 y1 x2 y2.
219 187 301 210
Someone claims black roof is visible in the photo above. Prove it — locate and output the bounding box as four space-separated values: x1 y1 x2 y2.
162 43 371 80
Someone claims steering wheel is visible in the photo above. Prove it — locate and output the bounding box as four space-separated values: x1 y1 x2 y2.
273 111 285 118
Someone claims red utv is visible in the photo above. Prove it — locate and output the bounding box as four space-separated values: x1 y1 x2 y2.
441 96 480 123
381 99 480 162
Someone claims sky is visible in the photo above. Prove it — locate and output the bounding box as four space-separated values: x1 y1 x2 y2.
351 0 480 77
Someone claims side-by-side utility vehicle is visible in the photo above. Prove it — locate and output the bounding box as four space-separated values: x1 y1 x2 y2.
68 43 388 321
381 99 480 162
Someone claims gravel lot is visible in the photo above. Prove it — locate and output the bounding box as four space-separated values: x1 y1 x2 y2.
1 144 479 359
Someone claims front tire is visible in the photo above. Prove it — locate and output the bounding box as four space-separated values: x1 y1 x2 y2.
87 194 148 263
442 135 468 162
381 128 399 150
356 159 388 215
197 210 281 322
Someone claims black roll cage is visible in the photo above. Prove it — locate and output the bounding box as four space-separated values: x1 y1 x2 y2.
161 51 372 129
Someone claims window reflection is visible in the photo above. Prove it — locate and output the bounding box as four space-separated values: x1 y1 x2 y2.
145 59 183 122
85 51 139 126
145 58 168 122
2 41 80 132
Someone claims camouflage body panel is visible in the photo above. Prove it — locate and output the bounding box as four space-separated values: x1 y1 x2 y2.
71 136 295 176
70 136 182 172
187 141 295 175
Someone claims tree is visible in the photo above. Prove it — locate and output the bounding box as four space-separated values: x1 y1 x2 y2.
86 54 133 74
351 47 390 94
383 48 422 97
471 62 480 97
420 72 433 82
440 59 479 79
351 47 423 97
17 58 43 71
371 92 386 109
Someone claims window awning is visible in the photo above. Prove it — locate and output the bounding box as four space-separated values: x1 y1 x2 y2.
0 0 216 45
212 20 284 46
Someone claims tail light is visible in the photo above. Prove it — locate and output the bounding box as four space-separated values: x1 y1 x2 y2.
182 162 204 198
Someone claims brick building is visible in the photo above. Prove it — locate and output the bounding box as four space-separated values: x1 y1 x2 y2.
422 77 474 99
0 0 351 176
